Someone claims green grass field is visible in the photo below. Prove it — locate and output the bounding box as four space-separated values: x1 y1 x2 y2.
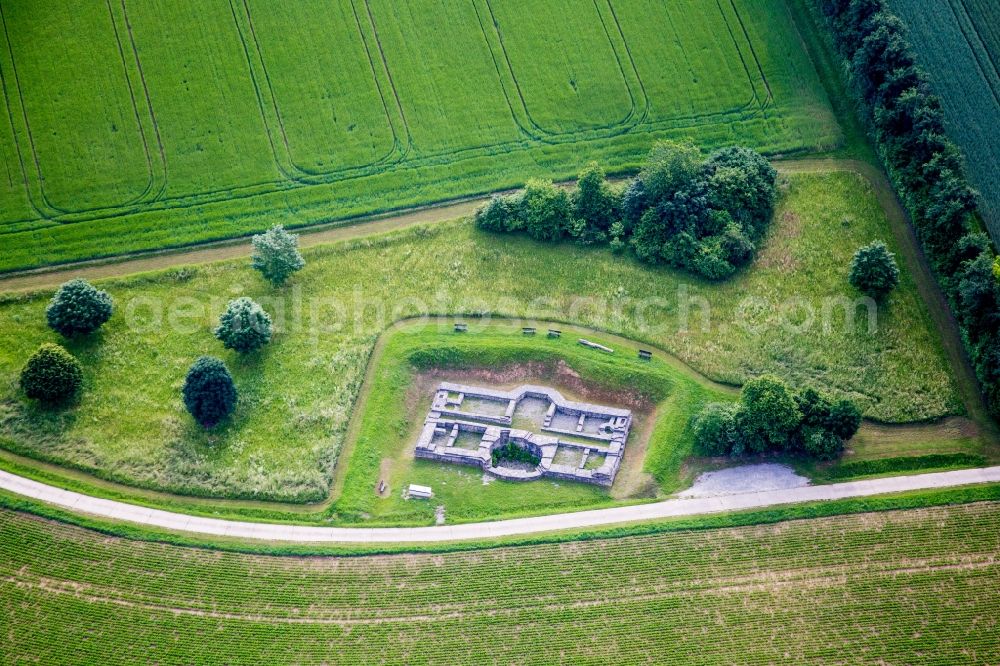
2 500 999 663
0 0 841 271
888 0 1000 242
0 171 966 508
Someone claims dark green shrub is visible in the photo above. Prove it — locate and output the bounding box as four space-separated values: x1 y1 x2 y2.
827 399 863 440
619 178 647 233
491 441 541 467
215 298 272 353
20 343 83 405
572 162 619 242
956 252 1000 339
705 146 778 238
801 426 845 460
692 382 860 460
182 357 237 429
473 143 776 281
691 403 739 456
849 241 900 300
475 194 520 232
522 179 571 242
737 376 802 453
251 225 305 286
45 279 113 338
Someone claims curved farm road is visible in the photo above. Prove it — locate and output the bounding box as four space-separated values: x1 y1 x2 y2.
2 466 999 542
1 159 997 543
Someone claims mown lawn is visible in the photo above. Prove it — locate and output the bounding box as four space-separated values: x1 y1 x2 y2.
2 501 999 663
0 171 960 503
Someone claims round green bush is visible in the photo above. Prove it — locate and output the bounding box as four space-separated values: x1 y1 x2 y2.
251 225 305 287
522 179 571 242
475 195 520 233
20 343 83 405
45 279 113 338
801 426 845 460
737 375 802 453
214 297 272 353
182 357 237 429
691 403 740 456
849 241 900 300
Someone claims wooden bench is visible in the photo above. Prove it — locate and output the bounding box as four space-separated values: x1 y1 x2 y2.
547 329 562 338
638 349 653 361
454 323 468 333
522 327 536 335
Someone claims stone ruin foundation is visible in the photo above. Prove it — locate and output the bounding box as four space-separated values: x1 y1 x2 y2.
415 382 632 487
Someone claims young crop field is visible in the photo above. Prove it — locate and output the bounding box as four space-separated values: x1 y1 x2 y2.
0 171 974 513
888 0 1000 243
0 0 841 272
2 501 999 663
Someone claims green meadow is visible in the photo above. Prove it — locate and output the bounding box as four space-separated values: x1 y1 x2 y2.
0 171 963 509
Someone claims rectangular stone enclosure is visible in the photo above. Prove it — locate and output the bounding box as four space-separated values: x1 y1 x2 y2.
415 382 632 487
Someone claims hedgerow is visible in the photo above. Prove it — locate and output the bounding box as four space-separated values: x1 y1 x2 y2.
816 0 1000 417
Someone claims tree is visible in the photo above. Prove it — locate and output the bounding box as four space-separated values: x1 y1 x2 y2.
521 179 571 242
826 399 863 440
639 140 704 203
705 146 778 237
692 403 740 456
572 162 619 242
251 225 305 286
956 252 1000 339
475 194 520 233
737 375 801 452
795 387 833 427
182 357 237 429
45 279 113 338
974 335 1000 417
619 178 647 233
215 298 272 353
849 241 900 300
20 343 83 405
801 426 845 460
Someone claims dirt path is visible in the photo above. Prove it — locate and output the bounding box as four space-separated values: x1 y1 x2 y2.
0 159 894 292
0 197 485 292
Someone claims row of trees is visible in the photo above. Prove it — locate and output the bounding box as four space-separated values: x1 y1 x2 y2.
476 142 779 280
820 0 1000 416
693 376 862 460
19 226 304 431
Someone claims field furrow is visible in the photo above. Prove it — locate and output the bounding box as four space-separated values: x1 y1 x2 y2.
2 502 999 663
